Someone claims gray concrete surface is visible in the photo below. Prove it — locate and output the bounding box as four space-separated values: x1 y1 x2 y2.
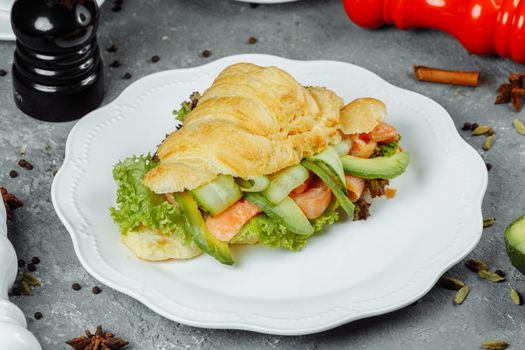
1 0 525 349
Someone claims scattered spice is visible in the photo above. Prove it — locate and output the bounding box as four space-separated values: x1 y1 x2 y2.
472 125 491 135
248 36 258 44
471 123 479 131
249 3 259 8
479 270 505 283
202 50 211 58
512 118 525 135
486 163 492 171
34 312 43 320
494 269 506 278
483 217 496 228
511 288 522 305
66 325 129 350
109 60 122 68
439 276 465 290
413 65 480 87
111 4 122 12
92 286 102 295
18 159 33 170
106 44 118 53
483 135 495 151
23 272 41 287
465 258 488 273
18 259 25 268
21 281 32 296
150 55 160 63
496 73 525 112
9 170 18 178
0 68 7 77
462 122 472 131
481 340 509 350
72 283 82 291
1 187 23 220
32 256 40 265
454 285 469 305
27 263 37 272
353 198 371 221
10 287 21 297
123 72 132 80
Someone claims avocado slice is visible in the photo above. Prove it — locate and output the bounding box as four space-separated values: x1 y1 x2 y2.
174 192 235 265
244 193 314 235
341 152 410 179
505 214 525 276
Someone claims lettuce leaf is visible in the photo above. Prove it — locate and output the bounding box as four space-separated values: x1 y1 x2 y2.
109 154 189 242
234 200 342 251
172 101 192 122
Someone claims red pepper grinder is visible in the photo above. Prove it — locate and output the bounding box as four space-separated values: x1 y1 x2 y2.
11 0 104 122
342 0 525 64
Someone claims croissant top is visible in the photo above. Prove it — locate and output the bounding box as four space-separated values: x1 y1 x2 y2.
144 63 381 194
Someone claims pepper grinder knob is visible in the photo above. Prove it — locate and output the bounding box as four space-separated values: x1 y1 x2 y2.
11 0 104 122
342 0 525 64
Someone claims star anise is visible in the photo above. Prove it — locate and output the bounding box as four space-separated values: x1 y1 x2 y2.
1 187 23 220
66 326 128 350
496 73 525 112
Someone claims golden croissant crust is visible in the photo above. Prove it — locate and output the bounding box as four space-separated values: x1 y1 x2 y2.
144 63 347 194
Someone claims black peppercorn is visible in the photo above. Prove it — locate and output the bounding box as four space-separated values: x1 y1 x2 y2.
111 4 122 12
248 37 258 45
11 287 22 296
110 60 122 68
151 55 160 63
72 283 82 291
123 72 132 80
470 123 479 131
9 170 18 178
462 122 471 131
18 259 25 268
495 269 505 278
202 50 211 58
92 286 102 294
106 44 118 53
0 69 7 77
486 162 492 171
27 263 37 272
34 312 43 320
32 256 40 265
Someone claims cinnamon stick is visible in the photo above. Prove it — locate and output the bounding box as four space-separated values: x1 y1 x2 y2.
413 65 480 87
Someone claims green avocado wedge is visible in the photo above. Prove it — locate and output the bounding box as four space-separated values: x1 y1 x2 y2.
174 192 235 265
504 214 525 276
341 152 410 180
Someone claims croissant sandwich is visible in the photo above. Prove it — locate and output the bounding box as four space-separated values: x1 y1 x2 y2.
110 63 409 265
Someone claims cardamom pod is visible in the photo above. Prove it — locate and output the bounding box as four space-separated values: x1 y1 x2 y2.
439 276 465 290
511 288 523 305
479 270 505 282
472 125 491 135
513 118 525 135
21 280 32 296
22 272 40 287
454 286 469 305
465 258 488 273
483 135 495 151
481 340 509 350
483 218 496 228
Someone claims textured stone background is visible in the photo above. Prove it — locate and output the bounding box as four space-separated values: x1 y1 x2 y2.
1 0 525 349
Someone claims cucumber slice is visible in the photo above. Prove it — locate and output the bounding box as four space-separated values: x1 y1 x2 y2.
235 176 271 192
174 192 235 265
263 164 310 205
333 139 353 156
341 152 410 179
191 175 242 216
245 193 314 235
306 146 347 192
505 214 525 276
302 160 355 217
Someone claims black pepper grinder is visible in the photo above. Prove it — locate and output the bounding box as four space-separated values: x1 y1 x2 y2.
10 0 104 122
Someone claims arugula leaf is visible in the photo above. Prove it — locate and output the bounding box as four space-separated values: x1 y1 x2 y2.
109 154 189 242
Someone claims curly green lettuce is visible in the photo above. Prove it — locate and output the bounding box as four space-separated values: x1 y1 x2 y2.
233 200 341 251
109 154 189 242
373 140 400 157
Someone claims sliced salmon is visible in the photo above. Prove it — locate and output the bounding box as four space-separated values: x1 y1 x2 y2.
345 175 366 202
290 173 313 196
206 199 263 242
349 134 378 159
290 178 332 220
370 122 399 144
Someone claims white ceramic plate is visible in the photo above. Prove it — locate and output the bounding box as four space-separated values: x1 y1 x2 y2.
52 54 487 335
